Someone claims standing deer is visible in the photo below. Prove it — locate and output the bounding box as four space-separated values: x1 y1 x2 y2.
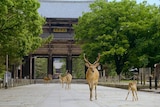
125 81 138 101
84 53 100 101
65 72 72 89
59 72 72 89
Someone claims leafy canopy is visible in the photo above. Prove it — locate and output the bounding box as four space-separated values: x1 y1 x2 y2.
74 0 160 75
0 0 47 73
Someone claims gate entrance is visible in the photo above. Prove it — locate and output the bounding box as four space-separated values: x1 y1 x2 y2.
22 18 82 79
22 55 85 79
21 0 94 79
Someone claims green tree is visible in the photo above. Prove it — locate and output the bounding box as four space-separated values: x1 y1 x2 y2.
74 0 160 78
0 0 47 75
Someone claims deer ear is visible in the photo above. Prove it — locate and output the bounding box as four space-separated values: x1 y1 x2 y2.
85 63 90 68
94 62 99 67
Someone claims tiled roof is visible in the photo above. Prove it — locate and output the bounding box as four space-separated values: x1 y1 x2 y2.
38 0 95 18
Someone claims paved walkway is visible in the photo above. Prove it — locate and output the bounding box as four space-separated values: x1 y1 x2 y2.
0 83 159 107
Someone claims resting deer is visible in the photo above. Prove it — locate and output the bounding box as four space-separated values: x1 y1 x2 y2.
125 81 138 101
43 74 53 84
43 76 51 84
59 72 72 89
84 53 100 101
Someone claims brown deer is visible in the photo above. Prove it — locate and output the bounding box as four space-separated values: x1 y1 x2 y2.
43 74 52 83
43 76 51 84
59 74 66 88
84 53 100 101
65 72 72 89
125 81 138 101
59 72 72 89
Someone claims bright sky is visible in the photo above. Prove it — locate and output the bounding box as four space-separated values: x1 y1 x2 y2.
108 0 160 5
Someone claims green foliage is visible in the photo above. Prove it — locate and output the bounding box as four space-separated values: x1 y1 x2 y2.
72 57 85 78
74 0 160 76
105 63 117 77
35 58 47 78
0 0 45 56
0 0 46 75
0 64 5 78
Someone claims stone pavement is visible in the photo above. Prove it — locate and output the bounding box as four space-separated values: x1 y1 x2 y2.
0 83 159 107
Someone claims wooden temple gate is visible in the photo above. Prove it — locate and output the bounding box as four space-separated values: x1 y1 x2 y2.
22 18 82 79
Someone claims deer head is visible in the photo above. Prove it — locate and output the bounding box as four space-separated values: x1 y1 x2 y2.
84 53 100 72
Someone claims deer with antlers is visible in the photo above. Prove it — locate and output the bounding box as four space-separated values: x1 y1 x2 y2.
125 81 138 101
84 53 100 101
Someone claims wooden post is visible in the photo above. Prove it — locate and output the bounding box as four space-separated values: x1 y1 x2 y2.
5 55 8 89
155 76 158 90
29 55 32 84
48 53 53 75
149 76 152 89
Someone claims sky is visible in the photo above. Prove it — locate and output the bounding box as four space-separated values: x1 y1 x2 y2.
108 0 160 5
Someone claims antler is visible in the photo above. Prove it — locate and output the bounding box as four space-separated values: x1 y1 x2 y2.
84 53 91 65
93 53 100 64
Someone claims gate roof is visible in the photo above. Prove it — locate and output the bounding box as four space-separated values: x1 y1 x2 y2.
38 0 94 18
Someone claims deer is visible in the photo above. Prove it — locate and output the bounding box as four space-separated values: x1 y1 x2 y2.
125 81 138 101
59 74 66 88
43 76 51 84
84 53 100 101
59 72 72 89
65 72 72 89
43 74 52 83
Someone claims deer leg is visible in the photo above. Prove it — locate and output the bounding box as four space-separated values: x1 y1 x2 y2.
65 82 67 89
132 91 135 101
65 82 68 90
67 82 69 89
90 87 93 101
135 91 138 101
125 90 130 100
95 85 97 100
89 84 93 101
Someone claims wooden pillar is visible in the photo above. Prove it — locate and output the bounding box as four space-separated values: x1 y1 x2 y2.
29 55 32 83
66 55 72 74
85 66 87 79
67 40 73 74
154 63 160 89
20 65 22 79
22 56 30 78
48 53 53 75
32 58 35 79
